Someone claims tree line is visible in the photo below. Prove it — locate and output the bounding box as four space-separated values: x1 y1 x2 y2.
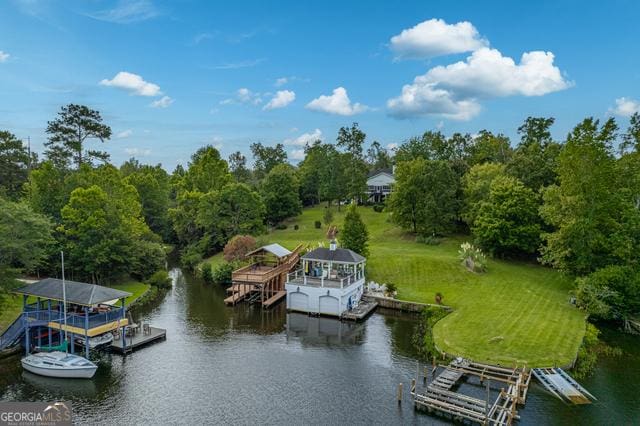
1 103 639 329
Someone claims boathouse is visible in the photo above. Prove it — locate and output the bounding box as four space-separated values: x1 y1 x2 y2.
285 241 366 317
225 243 302 308
0 278 131 357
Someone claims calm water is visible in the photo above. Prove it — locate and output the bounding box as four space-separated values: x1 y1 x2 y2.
1 268 638 424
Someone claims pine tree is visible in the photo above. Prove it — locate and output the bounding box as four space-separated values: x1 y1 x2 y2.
341 204 369 256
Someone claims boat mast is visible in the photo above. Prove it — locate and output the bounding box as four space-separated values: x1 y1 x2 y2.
61 251 68 353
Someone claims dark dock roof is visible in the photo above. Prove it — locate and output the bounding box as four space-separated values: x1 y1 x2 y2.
13 278 131 306
301 247 365 263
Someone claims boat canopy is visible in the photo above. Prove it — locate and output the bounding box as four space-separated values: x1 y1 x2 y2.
246 243 292 259
13 278 131 307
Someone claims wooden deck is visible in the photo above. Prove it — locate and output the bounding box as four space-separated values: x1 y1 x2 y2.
262 290 286 309
341 300 378 321
224 284 255 306
110 326 166 354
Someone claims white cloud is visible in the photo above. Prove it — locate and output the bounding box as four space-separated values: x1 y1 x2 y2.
388 47 571 120
211 58 265 70
263 90 295 110
284 129 323 146
221 88 262 105
610 97 640 117
306 87 368 116
275 77 288 87
88 0 159 24
193 32 214 44
290 149 306 160
390 18 488 59
116 129 133 138
386 143 398 150
125 147 151 156
100 71 161 96
0 51 9 62
151 95 174 108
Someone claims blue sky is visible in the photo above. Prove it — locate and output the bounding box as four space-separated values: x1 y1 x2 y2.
1 0 639 169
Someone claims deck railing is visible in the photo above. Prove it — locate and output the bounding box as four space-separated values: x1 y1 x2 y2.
22 308 126 330
286 270 364 289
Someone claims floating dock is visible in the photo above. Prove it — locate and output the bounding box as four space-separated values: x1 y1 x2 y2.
341 300 378 321
110 326 166 354
531 367 596 404
411 359 531 425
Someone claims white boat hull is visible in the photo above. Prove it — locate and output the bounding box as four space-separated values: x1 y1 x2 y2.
75 333 114 349
21 351 97 379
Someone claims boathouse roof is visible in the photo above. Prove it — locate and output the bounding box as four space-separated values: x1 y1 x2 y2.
246 243 292 259
301 247 365 263
13 278 132 306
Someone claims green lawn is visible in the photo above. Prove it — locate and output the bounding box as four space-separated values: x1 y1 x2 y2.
109 281 150 306
227 205 586 367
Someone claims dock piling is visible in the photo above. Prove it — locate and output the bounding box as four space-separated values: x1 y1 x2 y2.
397 383 403 404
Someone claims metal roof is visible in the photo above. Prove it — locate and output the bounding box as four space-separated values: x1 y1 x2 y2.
13 278 132 306
246 243 292 259
367 168 394 178
301 247 366 263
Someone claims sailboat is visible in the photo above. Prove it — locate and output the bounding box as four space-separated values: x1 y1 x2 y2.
21 252 98 379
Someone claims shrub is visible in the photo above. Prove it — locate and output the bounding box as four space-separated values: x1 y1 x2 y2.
373 204 384 213
201 263 213 284
323 208 334 225
416 234 440 245
385 282 397 296
275 223 287 230
435 292 443 304
180 244 203 271
212 262 237 285
294 224 299 230
223 235 257 262
458 242 487 272
146 270 171 289
314 220 322 229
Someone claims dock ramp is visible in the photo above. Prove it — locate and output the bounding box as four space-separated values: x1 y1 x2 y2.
531 368 596 404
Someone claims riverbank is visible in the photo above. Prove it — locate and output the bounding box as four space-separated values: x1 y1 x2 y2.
204 205 586 367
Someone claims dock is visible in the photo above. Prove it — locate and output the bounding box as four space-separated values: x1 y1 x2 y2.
341 300 378 321
262 290 287 309
531 367 596 404
224 283 255 306
110 326 166 354
411 359 531 425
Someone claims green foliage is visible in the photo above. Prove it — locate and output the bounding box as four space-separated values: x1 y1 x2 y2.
472 175 541 257
0 130 33 200
412 307 450 361
458 242 487 272
573 323 600 379
540 117 640 275
575 265 640 322
336 123 368 200
462 163 506 227
388 158 458 236
340 204 369 256
26 161 69 222
323 207 334 225
201 263 214 284
372 204 384 213
180 243 204 271
146 270 171 289
620 112 640 154
250 142 287 179
416 235 440 245
468 130 513 165
385 282 397 294
261 164 302 225
211 262 238 285
181 145 231 193
228 151 253 183
274 223 287 230
223 235 257 262
44 104 112 168
294 224 299 230
314 220 322 229
506 117 561 190
365 141 392 171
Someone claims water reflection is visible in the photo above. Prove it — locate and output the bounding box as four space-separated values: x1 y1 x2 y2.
286 312 366 346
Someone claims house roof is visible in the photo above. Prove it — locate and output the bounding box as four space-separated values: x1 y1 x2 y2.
13 278 132 306
367 168 393 178
301 247 366 263
246 243 292 259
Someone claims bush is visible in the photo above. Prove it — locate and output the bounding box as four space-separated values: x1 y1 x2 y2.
223 235 257 262
201 263 213 284
385 282 397 296
435 292 444 304
146 270 171 289
373 204 384 213
458 242 487 272
212 262 237 285
274 223 287 230
180 246 203 272
323 208 334 225
314 220 322 229
416 234 440 245
294 224 299 230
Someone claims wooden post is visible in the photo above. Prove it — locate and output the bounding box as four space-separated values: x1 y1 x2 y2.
432 355 436 374
423 366 428 385
397 383 403 404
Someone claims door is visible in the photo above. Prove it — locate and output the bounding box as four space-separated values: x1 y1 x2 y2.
288 291 309 313
319 295 339 316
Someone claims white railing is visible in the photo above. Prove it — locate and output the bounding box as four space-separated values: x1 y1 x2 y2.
287 270 364 289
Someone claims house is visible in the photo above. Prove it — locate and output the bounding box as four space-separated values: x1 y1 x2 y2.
366 167 395 203
285 241 366 317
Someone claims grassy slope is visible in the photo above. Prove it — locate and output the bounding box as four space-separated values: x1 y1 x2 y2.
223 205 585 367
0 281 150 333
